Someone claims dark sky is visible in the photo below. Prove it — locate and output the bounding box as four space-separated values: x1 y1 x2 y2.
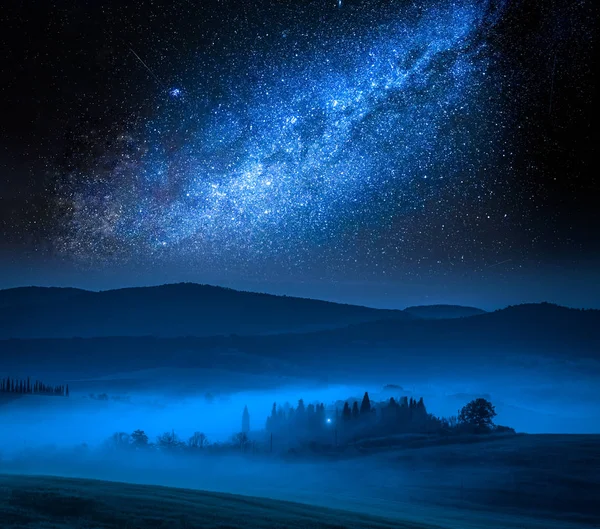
0 0 597 309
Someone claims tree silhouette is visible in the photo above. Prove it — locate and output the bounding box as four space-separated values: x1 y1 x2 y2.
188 432 208 449
157 430 183 450
242 405 250 433
360 392 371 414
109 432 131 450
352 401 359 419
342 402 352 421
131 429 149 448
458 398 497 431
232 432 249 450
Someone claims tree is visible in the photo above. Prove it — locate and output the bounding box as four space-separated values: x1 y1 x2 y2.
242 405 250 433
232 432 249 450
458 398 497 431
188 432 208 449
315 403 326 424
342 402 352 421
131 429 149 448
360 392 371 415
266 402 277 431
108 432 131 450
351 401 359 419
157 430 183 451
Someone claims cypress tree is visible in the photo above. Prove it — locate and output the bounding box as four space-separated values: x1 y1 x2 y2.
342 402 352 421
360 392 371 415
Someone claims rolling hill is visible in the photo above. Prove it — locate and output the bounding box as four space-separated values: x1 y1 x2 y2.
0 285 495 341
0 474 412 529
403 304 486 319
0 283 414 339
1 302 598 379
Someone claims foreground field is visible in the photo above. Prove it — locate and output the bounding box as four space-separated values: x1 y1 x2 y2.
1 434 598 529
0 474 423 529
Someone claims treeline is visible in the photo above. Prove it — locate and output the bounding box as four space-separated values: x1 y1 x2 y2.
98 394 513 459
101 429 255 455
266 392 438 446
267 393 512 447
0 376 69 397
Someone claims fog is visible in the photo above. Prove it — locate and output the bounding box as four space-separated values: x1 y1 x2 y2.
0 446 482 526
0 382 368 453
2 358 600 459
1 428 597 529
1 372 599 528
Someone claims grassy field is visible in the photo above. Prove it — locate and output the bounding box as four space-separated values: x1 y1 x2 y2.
0 473 429 529
340 434 600 528
1 434 598 529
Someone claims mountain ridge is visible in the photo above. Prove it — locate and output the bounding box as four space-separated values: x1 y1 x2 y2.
1 302 598 379
1 283 592 340
0 282 414 339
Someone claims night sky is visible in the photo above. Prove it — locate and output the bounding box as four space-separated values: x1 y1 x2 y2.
0 0 597 309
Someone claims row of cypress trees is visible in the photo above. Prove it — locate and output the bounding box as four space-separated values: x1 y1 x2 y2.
0 376 69 396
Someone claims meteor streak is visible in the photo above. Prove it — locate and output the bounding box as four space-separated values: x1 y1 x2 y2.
129 47 165 88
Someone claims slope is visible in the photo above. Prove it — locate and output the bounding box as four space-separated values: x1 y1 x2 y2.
0 283 412 339
0 473 428 529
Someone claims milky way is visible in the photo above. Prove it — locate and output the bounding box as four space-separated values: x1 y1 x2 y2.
54 0 519 277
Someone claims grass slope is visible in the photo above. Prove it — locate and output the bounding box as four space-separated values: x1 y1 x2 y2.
0 474 433 529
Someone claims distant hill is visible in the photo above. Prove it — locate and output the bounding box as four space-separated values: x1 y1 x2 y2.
0 392 24 406
2 302 598 378
403 304 486 319
0 283 414 339
0 286 85 310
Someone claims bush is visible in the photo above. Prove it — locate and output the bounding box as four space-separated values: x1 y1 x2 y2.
494 424 516 434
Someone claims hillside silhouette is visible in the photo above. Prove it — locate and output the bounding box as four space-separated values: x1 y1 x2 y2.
403 304 486 319
1 302 597 377
0 283 415 339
